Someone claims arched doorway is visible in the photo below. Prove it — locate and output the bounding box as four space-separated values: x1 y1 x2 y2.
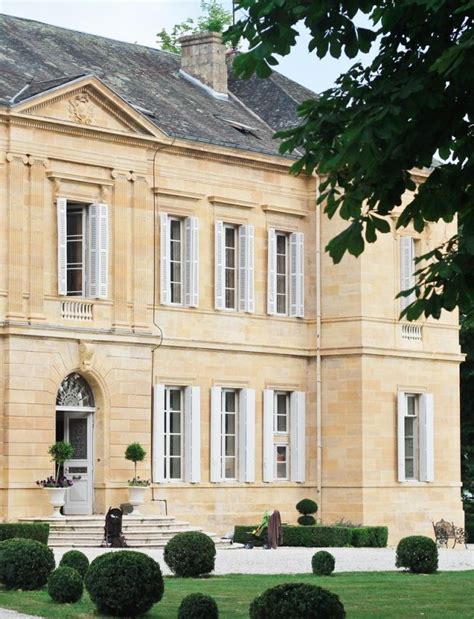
56 373 95 515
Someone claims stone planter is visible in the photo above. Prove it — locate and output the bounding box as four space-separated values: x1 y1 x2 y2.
128 486 147 515
44 487 67 518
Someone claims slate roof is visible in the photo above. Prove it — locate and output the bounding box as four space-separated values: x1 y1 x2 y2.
0 14 316 158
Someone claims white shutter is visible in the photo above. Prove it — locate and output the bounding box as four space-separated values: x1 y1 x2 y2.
290 232 304 317
215 221 225 310
263 390 275 482
267 229 277 315
98 203 108 299
420 393 434 482
184 386 201 483
160 213 170 305
88 203 99 298
290 391 306 482
184 216 199 308
397 391 407 482
238 225 255 313
400 236 416 310
239 389 255 482
57 197 67 295
152 384 165 483
210 387 222 482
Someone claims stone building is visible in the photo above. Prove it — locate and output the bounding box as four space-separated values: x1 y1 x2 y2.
0 14 464 541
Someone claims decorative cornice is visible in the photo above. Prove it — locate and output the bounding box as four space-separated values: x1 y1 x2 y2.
152 187 204 201
261 203 308 218
208 195 256 209
46 171 114 186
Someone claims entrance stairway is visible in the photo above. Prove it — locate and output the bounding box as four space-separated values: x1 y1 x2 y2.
21 515 224 548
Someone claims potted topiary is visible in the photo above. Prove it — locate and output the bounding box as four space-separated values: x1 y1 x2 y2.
296 498 318 525
125 442 150 515
36 441 74 518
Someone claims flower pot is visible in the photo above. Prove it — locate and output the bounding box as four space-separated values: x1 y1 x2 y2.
44 487 67 518
128 486 147 515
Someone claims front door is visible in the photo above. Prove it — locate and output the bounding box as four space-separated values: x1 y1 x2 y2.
63 412 93 515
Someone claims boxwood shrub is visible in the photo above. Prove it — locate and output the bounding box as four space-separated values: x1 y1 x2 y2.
85 550 164 616
0 523 49 544
59 550 89 579
178 593 219 618
234 524 388 547
48 566 83 603
396 535 438 574
249 583 345 618
164 531 216 577
312 550 335 575
0 538 55 590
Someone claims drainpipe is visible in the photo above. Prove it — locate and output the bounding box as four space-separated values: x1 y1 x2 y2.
315 177 323 521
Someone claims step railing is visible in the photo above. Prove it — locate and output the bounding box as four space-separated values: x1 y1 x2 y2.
60 300 93 321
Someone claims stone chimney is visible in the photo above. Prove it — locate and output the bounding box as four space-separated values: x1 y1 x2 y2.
179 32 228 99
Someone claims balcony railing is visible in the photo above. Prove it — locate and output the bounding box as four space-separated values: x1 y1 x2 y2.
61 300 93 321
401 323 422 342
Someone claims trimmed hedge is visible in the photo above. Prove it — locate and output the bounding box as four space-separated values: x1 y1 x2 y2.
396 535 438 574
164 531 216 577
234 524 388 547
312 551 335 576
0 538 55 590
178 593 219 618
250 582 345 618
48 566 83 603
59 550 89 579
0 523 49 545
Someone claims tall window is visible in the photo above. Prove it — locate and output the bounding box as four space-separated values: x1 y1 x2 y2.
164 387 183 480
274 391 289 433
160 213 199 307
275 444 289 480
397 391 434 483
400 236 417 311
169 218 183 304
224 225 238 309
404 394 419 480
66 205 85 296
274 391 290 479
221 389 238 480
268 229 304 317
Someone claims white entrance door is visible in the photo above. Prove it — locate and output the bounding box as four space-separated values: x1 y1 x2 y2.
63 412 94 515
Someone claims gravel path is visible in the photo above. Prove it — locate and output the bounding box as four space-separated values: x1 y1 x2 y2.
0 611 40 619
53 544 474 575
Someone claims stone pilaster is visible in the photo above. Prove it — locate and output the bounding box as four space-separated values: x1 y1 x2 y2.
28 157 47 321
132 175 149 330
111 171 130 329
6 154 28 320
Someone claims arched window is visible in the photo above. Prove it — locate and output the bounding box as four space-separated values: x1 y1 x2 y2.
56 373 94 408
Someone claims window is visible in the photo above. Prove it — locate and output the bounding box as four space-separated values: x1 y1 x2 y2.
397 392 434 482
210 387 255 483
263 390 305 483
160 213 199 307
215 221 254 312
152 384 201 483
400 236 417 311
275 444 289 480
221 389 238 480
268 229 304 317
164 387 183 480
57 198 108 299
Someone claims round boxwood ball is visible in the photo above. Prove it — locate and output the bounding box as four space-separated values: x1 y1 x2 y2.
0 538 55 590
59 550 89 579
249 582 345 618
48 566 83 603
396 535 438 574
295 498 318 516
178 593 219 619
164 531 216 577
298 515 316 526
312 550 335 576
85 550 164 616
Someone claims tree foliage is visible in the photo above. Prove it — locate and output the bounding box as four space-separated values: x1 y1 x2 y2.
157 1 233 54
225 0 474 323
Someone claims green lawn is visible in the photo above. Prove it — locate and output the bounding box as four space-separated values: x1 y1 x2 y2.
1 571 473 618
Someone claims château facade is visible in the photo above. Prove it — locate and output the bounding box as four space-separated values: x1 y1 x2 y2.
0 15 464 541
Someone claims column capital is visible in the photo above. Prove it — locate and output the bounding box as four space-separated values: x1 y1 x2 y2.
6 153 28 164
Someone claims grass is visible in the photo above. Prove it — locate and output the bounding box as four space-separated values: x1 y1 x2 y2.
1 571 473 618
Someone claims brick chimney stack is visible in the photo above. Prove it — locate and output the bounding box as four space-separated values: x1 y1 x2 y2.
179 32 228 99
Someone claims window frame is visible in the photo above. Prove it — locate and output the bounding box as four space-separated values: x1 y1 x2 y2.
275 231 289 316
220 388 238 481
274 391 289 434
274 443 289 480
403 393 420 481
168 216 184 306
223 223 238 311
65 203 87 297
163 386 184 481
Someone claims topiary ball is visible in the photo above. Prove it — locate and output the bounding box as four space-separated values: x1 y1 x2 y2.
312 550 335 576
298 515 316 526
48 566 83 603
59 550 89 579
85 550 164 616
395 535 438 574
178 593 219 618
295 498 318 516
0 538 55 590
164 531 216 577
249 582 345 618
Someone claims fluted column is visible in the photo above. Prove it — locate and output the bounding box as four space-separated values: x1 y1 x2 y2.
6 153 28 320
28 157 47 321
111 171 130 329
132 175 149 330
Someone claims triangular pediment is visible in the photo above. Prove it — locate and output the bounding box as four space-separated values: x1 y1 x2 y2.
13 75 161 137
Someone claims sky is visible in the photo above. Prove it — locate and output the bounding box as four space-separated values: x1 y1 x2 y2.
1 0 376 94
